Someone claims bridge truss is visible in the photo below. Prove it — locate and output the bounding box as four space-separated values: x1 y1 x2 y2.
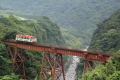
4 41 110 80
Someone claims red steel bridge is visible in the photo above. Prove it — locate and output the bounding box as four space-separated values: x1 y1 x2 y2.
3 41 111 80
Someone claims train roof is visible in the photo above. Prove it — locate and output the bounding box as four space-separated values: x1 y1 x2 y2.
16 34 35 37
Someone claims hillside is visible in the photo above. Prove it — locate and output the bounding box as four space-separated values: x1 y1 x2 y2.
0 15 65 45
89 10 120 52
0 0 120 45
0 15 65 80
77 9 120 80
79 51 120 80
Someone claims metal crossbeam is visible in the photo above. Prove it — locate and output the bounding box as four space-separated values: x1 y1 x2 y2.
4 41 111 80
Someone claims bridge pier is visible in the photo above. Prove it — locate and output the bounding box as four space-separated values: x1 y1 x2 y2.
6 46 26 80
4 41 110 80
40 52 65 80
83 60 93 73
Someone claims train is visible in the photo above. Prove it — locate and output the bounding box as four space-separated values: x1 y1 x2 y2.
15 34 37 43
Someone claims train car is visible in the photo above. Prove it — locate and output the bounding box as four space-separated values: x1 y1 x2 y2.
16 34 37 43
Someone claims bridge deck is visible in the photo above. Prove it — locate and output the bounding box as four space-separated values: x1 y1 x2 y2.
4 41 111 62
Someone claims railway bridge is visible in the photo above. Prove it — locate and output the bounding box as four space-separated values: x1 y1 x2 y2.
3 41 111 80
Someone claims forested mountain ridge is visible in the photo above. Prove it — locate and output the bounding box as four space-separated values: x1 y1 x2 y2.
0 15 65 80
77 9 120 80
0 15 65 45
89 9 120 52
0 0 120 45
0 0 120 28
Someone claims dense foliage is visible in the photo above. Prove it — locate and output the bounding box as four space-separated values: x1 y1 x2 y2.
61 28 83 47
89 10 120 52
0 0 120 29
77 10 120 80
0 0 120 45
79 51 120 80
0 15 65 80
0 73 23 80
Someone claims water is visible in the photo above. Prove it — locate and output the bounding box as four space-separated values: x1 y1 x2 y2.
60 47 88 80
60 56 80 80
65 56 80 80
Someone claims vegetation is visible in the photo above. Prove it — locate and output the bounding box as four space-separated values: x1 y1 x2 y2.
0 15 65 80
1 0 120 45
0 73 23 80
79 51 120 80
89 10 120 52
77 9 120 80
1 1 120 80
61 28 83 47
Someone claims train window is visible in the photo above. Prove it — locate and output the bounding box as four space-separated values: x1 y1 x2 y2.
27 37 30 39
21 36 24 39
32 37 37 40
18 36 21 39
25 37 27 39
27 37 29 39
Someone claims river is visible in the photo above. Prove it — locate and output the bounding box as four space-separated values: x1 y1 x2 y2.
60 47 88 80
60 56 80 80
65 56 80 80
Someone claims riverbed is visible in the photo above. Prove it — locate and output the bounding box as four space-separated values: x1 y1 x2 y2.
60 56 80 80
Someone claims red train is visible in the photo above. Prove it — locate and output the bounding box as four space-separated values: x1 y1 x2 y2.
16 34 37 43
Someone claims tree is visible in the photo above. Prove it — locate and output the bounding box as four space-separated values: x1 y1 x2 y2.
107 71 120 80
0 73 23 80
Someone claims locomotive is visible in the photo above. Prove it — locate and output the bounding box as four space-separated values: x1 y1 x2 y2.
15 34 37 43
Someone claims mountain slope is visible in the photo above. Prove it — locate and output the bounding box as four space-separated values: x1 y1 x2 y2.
77 10 120 80
79 10 120 79
89 10 120 52
1 0 120 28
0 0 120 45
0 15 65 79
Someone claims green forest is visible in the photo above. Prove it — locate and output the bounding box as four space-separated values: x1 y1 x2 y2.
0 0 120 80
0 0 120 46
77 9 120 80
0 15 65 80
